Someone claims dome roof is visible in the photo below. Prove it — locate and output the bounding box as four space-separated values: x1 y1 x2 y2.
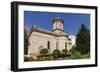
56 17 62 19
53 17 64 23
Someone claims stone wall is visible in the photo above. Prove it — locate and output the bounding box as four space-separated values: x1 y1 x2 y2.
28 31 73 56
28 31 56 55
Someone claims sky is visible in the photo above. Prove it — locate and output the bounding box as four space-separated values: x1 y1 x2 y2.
24 11 90 35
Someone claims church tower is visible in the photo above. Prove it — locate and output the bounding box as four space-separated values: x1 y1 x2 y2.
53 17 64 33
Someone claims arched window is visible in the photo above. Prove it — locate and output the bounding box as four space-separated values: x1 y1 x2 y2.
56 23 57 29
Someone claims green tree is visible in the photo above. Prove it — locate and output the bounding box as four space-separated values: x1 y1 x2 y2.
40 49 48 55
52 49 61 59
76 24 90 54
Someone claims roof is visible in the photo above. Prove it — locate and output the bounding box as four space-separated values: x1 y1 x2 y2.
53 17 64 23
29 26 68 37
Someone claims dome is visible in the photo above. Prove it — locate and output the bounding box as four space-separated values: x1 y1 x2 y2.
53 17 64 23
56 17 62 19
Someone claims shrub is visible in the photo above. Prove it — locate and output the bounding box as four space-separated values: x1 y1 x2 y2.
69 47 77 54
40 49 48 55
24 56 35 61
62 49 68 55
70 51 81 59
24 56 29 62
28 57 35 61
52 49 61 59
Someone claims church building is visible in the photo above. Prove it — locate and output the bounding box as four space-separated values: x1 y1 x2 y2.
28 17 76 56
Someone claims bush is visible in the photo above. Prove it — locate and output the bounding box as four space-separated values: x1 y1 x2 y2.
52 49 61 59
62 49 68 55
70 51 81 59
40 49 48 55
24 56 35 61
69 47 77 54
28 57 35 61
24 56 29 62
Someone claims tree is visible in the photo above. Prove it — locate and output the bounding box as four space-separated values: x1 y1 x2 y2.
40 49 48 55
76 24 90 54
52 49 61 59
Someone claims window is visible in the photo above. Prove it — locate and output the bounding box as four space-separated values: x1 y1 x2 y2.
56 23 57 29
47 41 50 49
65 42 67 49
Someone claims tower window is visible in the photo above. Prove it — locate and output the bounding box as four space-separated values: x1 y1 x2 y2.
56 23 57 29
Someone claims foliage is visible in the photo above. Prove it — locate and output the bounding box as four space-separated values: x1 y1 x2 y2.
69 47 77 54
52 49 61 59
40 49 48 55
70 51 81 59
24 56 35 61
62 49 68 55
24 56 29 62
76 24 90 54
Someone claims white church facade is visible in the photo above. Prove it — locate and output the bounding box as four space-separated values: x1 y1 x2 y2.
28 17 76 56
